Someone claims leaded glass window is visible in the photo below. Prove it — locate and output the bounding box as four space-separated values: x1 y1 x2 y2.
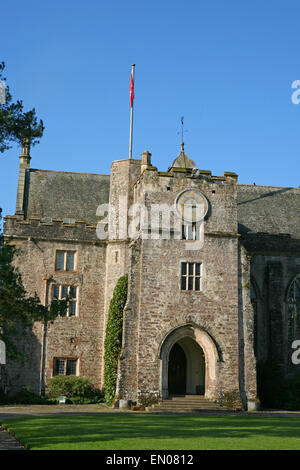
54 358 66 375
250 279 258 357
287 275 300 350
182 223 200 241
55 251 65 270
66 252 75 271
55 251 76 271
52 284 60 299
66 359 77 376
61 285 68 299
181 262 202 291
53 358 77 376
52 284 78 317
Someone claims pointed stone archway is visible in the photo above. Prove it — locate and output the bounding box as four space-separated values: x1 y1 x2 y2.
168 342 187 395
159 324 220 400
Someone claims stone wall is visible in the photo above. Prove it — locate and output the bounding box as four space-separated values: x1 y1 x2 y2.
4 153 300 407
250 253 300 374
116 165 247 403
4 217 107 394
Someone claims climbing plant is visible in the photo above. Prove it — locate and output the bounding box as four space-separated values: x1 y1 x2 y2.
104 274 128 405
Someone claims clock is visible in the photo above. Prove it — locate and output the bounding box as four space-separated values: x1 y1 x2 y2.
175 189 208 223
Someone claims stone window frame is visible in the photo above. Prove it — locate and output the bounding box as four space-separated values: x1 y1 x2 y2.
113 250 120 264
52 284 79 317
181 222 200 241
55 250 77 272
52 357 78 376
286 274 300 352
180 261 202 292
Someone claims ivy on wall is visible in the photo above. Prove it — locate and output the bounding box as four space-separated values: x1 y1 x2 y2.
104 274 128 405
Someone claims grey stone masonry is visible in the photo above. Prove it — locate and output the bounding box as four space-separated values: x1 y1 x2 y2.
3 147 300 411
115 162 244 403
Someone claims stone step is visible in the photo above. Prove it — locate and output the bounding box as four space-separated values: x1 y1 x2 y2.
161 395 215 401
170 395 206 398
149 406 223 411
163 399 215 404
160 399 219 405
150 404 223 409
148 408 224 413
148 407 224 412
146 395 226 413
154 400 220 406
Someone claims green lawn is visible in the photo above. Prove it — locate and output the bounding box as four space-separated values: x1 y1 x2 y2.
2 414 300 450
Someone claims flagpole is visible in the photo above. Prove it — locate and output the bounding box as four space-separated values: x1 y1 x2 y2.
129 64 135 159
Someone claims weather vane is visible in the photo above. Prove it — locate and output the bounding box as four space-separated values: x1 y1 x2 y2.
178 116 188 150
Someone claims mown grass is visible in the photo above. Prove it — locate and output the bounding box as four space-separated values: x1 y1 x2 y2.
2 414 300 450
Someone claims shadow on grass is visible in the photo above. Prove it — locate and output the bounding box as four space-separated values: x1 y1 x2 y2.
2 414 300 450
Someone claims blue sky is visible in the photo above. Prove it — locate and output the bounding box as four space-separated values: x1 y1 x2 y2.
1 0 300 218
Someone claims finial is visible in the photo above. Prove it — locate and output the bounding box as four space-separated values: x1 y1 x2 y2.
180 116 184 144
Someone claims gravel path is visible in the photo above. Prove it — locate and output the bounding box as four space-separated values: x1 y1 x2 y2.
0 426 26 450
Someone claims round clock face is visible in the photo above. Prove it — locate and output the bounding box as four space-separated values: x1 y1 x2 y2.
175 189 208 223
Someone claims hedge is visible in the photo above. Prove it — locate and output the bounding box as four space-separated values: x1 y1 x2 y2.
257 359 300 410
46 376 103 403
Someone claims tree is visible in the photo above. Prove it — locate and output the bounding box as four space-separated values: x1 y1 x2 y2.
0 209 68 392
0 61 44 154
0 211 68 359
0 60 49 358
0 61 50 394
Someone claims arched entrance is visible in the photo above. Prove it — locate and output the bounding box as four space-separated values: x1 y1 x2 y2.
159 324 219 399
168 343 187 394
168 337 205 395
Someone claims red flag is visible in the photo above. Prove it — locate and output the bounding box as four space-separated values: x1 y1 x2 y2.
130 71 134 108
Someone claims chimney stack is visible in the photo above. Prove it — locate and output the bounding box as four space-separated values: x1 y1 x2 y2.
141 150 152 172
15 139 31 217
19 137 31 169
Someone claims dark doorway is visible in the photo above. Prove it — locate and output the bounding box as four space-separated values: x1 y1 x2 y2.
168 343 187 395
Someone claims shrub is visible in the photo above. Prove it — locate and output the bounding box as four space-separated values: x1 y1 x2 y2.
257 359 286 409
283 374 300 410
0 389 10 405
137 391 161 409
1 386 53 405
0 381 104 405
104 274 128 405
217 390 242 409
46 376 103 403
256 360 300 410
12 389 48 404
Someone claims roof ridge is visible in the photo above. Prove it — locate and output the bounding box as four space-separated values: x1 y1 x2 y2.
238 183 297 189
30 168 110 176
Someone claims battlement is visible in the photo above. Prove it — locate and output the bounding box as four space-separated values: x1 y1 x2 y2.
136 164 238 184
4 215 103 244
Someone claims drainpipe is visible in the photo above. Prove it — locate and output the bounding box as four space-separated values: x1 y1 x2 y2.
40 277 50 395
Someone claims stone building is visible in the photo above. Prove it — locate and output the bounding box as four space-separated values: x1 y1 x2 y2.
3 143 300 410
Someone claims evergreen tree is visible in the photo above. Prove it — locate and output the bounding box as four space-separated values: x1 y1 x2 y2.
0 208 68 361
0 61 58 393
0 61 44 154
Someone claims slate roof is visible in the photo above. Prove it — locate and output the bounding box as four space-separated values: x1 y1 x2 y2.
22 168 300 236
237 184 300 237
25 169 110 225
